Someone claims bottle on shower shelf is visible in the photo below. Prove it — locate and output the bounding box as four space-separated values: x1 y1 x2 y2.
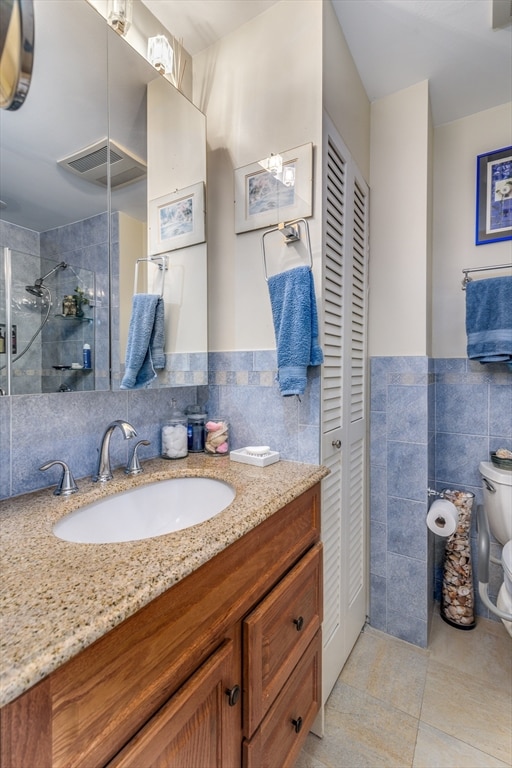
82 343 91 369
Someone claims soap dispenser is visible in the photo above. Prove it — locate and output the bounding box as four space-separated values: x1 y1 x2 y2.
161 399 188 459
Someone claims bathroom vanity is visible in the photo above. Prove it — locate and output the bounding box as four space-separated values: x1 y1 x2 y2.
0 456 327 767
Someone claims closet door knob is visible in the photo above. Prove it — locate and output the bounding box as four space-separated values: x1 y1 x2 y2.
291 716 303 734
226 685 240 707
332 439 341 449
293 616 304 631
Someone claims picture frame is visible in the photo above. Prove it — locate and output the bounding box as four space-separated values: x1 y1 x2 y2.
234 142 313 233
149 182 205 254
475 146 512 245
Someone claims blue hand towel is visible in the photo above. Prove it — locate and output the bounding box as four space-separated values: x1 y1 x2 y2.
267 266 324 396
466 276 512 366
120 294 165 389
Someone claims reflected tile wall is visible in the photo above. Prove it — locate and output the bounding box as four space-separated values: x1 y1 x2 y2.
41 214 109 393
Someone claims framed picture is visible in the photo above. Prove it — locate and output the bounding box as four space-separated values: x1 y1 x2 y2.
475 146 512 245
234 142 313 233
149 182 205 254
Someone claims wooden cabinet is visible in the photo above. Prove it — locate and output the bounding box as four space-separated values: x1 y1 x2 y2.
0 484 322 768
243 634 321 768
108 633 241 768
243 543 323 738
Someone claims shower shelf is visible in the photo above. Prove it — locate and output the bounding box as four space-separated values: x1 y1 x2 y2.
54 314 93 323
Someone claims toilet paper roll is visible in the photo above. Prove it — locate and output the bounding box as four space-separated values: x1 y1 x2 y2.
426 499 459 537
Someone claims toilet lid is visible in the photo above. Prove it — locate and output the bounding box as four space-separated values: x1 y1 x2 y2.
479 461 512 486
503 540 512 580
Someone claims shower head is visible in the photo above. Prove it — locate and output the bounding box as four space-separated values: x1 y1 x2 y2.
25 284 47 298
25 261 67 297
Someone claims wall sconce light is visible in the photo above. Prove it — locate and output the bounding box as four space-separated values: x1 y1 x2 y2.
261 153 283 176
107 0 132 36
282 165 296 187
148 35 174 75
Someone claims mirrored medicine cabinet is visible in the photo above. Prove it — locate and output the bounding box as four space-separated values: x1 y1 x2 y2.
0 0 207 396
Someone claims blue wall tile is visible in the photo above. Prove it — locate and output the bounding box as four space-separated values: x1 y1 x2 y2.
386 609 428 647
387 497 428 560
489 382 512 438
370 411 387 467
387 552 428 622
387 385 428 443
435 432 489 487
370 574 387 632
370 521 387 578
436 381 488 435
387 441 427 502
370 464 387 523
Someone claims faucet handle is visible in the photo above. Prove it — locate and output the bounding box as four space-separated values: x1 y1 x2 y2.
125 440 151 476
39 460 79 496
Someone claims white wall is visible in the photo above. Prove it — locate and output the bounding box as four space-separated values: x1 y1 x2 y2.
322 0 370 183
368 80 433 357
432 102 512 358
193 1 323 353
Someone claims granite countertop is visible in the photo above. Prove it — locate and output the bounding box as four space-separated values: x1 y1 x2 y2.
0 454 328 708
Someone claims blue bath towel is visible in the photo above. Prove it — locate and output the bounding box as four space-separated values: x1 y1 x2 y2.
121 294 165 389
466 276 512 367
267 266 324 396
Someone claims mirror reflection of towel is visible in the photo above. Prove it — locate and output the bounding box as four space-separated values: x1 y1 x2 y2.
267 266 324 396
466 276 512 367
121 294 165 389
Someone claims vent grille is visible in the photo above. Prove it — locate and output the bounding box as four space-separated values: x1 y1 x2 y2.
58 139 146 188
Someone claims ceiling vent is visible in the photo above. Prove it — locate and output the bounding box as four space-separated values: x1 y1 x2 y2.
58 139 146 189
491 0 512 28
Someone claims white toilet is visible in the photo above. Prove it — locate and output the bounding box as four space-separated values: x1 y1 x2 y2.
479 461 512 636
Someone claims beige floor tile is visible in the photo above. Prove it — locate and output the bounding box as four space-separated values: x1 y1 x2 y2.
412 722 511 768
341 626 429 718
420 661 512 764
295 740 332 768
429 612 512 695
310 681 419 767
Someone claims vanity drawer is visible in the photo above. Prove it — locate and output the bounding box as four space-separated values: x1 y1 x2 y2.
243 542 322 737
243 631 321 768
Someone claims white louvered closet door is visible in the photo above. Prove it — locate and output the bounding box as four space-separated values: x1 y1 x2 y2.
318 116 369 721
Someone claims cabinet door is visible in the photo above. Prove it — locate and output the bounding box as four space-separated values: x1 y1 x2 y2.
243 632 321 768
244 543 322 737
108 636 241 768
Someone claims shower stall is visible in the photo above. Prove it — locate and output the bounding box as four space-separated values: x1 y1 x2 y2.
0 247 95 395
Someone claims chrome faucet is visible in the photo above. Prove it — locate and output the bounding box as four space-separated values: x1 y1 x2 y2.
93 420 137 482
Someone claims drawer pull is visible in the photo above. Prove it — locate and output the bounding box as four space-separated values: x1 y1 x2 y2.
332 439 341 449
291 716 303 734
293 616 304 631
226 684 241 707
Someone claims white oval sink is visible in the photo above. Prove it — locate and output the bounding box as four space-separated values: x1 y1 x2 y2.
53 477 236 544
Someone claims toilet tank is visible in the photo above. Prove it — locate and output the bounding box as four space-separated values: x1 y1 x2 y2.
479 462 512 545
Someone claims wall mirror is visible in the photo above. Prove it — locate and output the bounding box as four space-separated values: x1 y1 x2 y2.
0 0 207 396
